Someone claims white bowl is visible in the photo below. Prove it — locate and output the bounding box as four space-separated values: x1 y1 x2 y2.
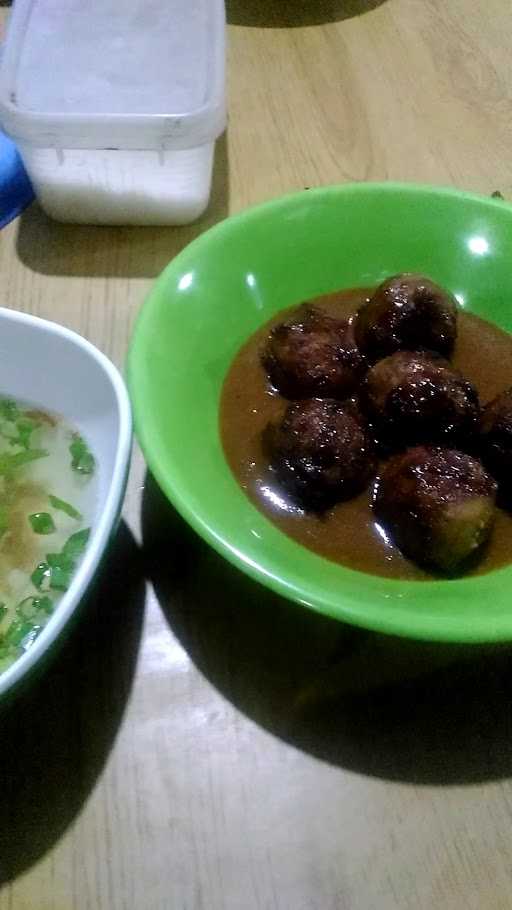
0 307 132 699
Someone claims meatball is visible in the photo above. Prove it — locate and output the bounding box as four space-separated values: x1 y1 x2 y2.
355 274 458 362
261 305 367 399
363 351 480 449
480 387 512 504
373 447 497 573
264 398 375 510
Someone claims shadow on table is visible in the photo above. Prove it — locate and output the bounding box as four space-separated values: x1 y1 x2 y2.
15 134 229 279
143 474 512 786
226 0 386 27
0 522 145 884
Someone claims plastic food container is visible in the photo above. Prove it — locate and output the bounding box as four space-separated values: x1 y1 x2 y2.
0 0 226 225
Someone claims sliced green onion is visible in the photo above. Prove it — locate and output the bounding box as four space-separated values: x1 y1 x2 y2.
16 597 39 620
2 416 36 449
31 561 52 592
62 528 90 561
0 448 48 476
17 595 53 619
2 617 40 649
49 494 82 520
4 618 32 646
46 553 74 591
38 596 54 615
69 434 95 475
29 512 56 535
14 417 37 451
0 400 20 423
31 528 90 593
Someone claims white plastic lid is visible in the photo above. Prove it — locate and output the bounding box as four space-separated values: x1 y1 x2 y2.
0 0 226 150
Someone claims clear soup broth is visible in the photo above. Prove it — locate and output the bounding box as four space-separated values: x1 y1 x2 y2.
0 398 97 671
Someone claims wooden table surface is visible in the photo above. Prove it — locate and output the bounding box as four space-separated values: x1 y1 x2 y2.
2 1 512 908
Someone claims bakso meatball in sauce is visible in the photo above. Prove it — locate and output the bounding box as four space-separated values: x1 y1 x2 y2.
261 305 367 399
374 447 497 573
264 398 375 511
221 275 512 581
355 274 458 362
363 351 480 449
480 387 512 504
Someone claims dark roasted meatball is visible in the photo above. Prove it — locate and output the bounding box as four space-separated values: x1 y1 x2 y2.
480 387 512 504
373 447 497 573
355 274 458 362
363 351 480 449
261 305 367 399
264 398 375 510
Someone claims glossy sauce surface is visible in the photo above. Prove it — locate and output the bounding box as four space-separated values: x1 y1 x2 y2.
220 289 512 579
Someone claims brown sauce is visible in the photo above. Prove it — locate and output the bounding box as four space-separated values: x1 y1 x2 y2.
220 288 512 580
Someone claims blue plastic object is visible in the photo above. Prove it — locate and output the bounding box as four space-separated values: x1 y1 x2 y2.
0 129 34 229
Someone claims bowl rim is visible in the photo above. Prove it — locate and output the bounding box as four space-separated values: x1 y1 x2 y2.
0 306 132 699
128 181 512 644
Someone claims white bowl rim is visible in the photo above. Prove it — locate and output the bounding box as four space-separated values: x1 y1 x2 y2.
0 306 132 700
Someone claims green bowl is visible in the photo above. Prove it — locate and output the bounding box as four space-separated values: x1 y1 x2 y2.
128 182 512 643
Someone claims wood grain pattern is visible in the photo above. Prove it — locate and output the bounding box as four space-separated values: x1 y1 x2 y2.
2 1 512 907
